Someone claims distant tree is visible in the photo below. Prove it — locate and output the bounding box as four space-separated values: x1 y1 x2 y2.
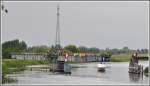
88 47 100 54
64 45 79 53
20 41 27 50
137 49 141 54
111 48 120 54
100 51 112 58
2 39 27 59
51 45 55 49
27 45 50 53
47 48 58 63
122 46 129 54
79 46 101 54
140 49 148 54
78 46 89 53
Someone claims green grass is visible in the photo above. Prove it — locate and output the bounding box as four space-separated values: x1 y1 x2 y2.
110 54 130 62
2 59 49 74
2 59 49 83
66 61 78 64
110 54 148 62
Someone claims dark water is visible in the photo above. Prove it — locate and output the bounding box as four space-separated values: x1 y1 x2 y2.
6 61 149 85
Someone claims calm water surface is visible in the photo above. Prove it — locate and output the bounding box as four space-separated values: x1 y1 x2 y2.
6 61 149 85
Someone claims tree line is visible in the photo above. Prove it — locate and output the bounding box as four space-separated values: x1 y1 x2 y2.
2 39 148 59
2 39 27 58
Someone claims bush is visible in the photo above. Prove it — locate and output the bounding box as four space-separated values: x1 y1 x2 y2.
138 56 148 60
138 54 148 60
2 59 49 73
2 59 49 83
144 67 148 73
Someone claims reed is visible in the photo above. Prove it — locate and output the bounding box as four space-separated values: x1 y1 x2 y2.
2 59 49 83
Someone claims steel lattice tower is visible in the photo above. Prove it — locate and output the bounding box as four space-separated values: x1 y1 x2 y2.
55 4 61 50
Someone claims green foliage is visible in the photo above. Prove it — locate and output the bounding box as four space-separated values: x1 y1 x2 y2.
2 39 27 59
88 47 100 54
2 59 49 74
144 67 148 73
105 47 148 55
27 45 50 53
122 46 130 54
78 46 100 53
138 54 149 60
2 39 148 59
78 46 89 53
64 45 79 53
47 48 58 63
63 49 73 55
2 59 49 83
144 67 149 77
138 56 149 60
100 51 112 58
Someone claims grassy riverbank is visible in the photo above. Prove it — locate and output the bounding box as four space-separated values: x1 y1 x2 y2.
110 54 148 62
2 59 49 83
2 54 148 83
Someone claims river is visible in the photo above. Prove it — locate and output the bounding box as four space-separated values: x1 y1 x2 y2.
5 61 149 85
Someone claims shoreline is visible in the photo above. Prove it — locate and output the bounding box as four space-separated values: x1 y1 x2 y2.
2 59 148 84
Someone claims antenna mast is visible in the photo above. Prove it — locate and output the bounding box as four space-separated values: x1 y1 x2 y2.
55 4 61 50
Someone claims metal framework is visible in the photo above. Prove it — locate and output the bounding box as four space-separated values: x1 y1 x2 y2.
55 4 61 50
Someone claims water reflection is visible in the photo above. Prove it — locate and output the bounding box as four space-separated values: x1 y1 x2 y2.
6 61 149 85
128 73 142 82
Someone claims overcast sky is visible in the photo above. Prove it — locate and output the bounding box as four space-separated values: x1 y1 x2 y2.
1 1 149 49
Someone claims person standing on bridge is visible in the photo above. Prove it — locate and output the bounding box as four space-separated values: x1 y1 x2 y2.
129 52 142 73
132 52 138 64
130 53 138 66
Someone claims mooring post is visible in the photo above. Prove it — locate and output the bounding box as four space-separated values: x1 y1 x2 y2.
142 65 143 80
